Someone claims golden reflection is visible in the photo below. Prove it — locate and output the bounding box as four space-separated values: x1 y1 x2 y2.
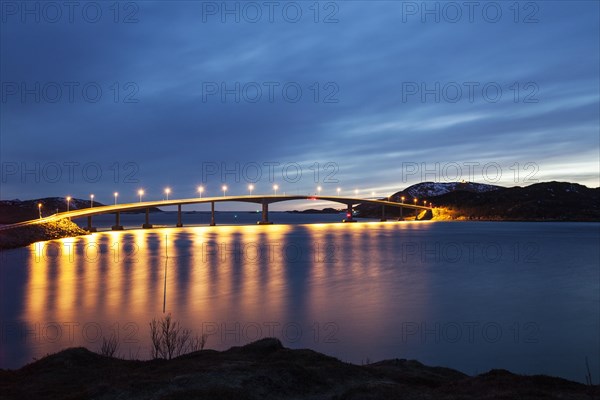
22 222 429 357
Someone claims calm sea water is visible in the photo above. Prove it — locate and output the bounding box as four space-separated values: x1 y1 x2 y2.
1 216 598 384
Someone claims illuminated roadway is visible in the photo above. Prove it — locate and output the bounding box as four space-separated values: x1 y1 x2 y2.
0 195 432 232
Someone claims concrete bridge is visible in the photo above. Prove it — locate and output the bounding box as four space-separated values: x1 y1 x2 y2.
0 195 431 232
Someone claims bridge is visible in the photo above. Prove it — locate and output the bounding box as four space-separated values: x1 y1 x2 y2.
1 195 432 232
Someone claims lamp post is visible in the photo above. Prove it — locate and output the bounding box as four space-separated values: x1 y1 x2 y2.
165 188 171 201
354 189 359 196
222 185 227 197
273 184 279 195
413 198 418 219
90 194 94 208
337 187 341 196
138 189 144 202
66 196 71 212
248 184 254 195
114 192 118 205
317 186 322 196
38 203 42 219
198 186 204 198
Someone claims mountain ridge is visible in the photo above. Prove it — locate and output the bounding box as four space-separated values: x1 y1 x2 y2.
356 181 599 221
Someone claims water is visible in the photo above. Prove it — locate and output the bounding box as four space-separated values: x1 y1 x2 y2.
1 219 598 384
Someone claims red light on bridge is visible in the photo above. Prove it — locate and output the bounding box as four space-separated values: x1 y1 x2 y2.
346 212 352 218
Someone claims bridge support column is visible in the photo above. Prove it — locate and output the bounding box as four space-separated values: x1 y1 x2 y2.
210 202 216 226
86 216 96 232
343 204 356 222
398 206 404 221
143 208 153 229
176 204 183 227
415 208 420 220
112 212 124 230
380 204 387 222
257 200 273 225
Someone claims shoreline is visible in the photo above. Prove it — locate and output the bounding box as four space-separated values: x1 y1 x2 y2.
1 339 597 400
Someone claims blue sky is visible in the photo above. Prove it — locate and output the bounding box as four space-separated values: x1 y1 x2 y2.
1 1 599 208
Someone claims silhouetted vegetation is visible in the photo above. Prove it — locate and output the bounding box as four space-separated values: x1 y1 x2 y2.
149 314 207 360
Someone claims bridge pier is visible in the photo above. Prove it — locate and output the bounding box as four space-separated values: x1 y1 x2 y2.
86 216 96 232
112 212 124 230
210 202 216 226
176 204 183 227
343 204 356 222
142 208 153 229
380 204 387 222
257 200 273 225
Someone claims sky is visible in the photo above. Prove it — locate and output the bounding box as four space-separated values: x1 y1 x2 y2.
1 0 599 210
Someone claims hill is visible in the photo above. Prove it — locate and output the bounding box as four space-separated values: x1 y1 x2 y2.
0 338 596 400
355 181 600 221
0 197 163 224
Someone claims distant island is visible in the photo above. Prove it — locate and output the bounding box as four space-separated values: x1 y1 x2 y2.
287 207 341 214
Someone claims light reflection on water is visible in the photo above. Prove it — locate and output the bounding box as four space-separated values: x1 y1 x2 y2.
0 221 598 383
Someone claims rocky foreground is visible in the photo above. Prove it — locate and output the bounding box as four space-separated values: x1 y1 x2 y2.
0 219 88 249
0 339 597 400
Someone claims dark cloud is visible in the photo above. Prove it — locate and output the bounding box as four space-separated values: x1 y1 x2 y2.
1 1 598 205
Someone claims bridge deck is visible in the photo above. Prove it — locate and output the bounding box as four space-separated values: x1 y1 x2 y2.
0 195 431 231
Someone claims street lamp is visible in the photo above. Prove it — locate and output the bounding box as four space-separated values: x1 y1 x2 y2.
273 184 279 195
38 203 42 219
337 187 341 196
401 196 405 203
197 186 204 198
114 192 118 205
138 189 144 202
222 185 227 197
423 200 427 206
248 184 254 195
90 194 94 208
66 196 71 212
354 189 359 196
413 198 418 219
164 187 171 201
317 186 322 195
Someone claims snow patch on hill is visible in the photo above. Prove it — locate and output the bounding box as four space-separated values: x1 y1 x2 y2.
402 182 503 198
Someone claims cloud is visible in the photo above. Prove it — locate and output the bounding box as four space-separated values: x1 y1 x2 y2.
1 1 598 205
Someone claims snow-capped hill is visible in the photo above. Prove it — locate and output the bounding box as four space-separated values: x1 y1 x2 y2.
402 182 503 198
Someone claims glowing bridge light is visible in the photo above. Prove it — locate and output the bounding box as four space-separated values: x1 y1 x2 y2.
222 185 228 196
198 186 204 198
